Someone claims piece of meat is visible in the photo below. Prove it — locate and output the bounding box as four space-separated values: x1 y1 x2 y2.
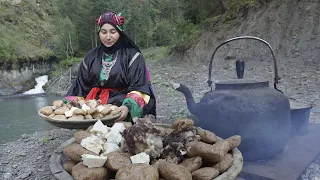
123 117 165 160
161 130 198 164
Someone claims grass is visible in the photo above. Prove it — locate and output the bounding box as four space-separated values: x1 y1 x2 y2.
0 0 260 69
224 0 257 21
202 0 257 29
0 0 56 67
170 108 190 119
142 46 170 61
41 132 52 143
173 20 201 52
50 57 82 77
171 0 258 52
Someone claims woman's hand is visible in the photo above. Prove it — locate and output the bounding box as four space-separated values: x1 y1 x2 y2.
115 105 129 122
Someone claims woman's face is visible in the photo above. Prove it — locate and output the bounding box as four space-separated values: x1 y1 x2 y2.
99 23 120 47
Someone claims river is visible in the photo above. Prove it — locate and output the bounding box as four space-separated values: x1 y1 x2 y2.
0 75 63 144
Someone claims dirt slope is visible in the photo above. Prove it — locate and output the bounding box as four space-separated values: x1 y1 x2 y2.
181 0 320 65
151 0 320 123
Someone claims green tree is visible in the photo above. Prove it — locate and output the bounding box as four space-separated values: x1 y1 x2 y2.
0 40 13 62
53 17 79 59
153 20 174 46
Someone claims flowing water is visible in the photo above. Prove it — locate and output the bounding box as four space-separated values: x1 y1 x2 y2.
23 75 48 95
0 75 63 144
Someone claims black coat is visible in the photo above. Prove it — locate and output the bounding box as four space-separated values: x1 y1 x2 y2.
66 45 156 116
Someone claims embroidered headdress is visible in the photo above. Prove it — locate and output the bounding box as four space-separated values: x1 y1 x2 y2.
96 12 125 31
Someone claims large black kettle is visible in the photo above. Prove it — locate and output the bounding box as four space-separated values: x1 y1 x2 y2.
172 36 291 161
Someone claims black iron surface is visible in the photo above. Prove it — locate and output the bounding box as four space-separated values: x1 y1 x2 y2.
290 107 311 137
236 59 245 79
240 123 320 180
195 82 291 161
214 79 269 90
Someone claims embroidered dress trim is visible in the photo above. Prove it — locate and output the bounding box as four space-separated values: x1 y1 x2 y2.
100 51 118 81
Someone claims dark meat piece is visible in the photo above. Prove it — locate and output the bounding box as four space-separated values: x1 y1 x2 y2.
161 130 198 164
123 117 165 160
171 118 194 131
69 101 82 109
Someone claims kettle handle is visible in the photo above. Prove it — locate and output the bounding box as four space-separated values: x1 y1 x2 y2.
208 36 282 92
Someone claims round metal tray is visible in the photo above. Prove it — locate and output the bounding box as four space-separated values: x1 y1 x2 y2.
49 124 243 180
38 111 121 129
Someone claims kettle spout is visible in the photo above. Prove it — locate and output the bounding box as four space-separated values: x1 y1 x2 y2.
170 82 200 116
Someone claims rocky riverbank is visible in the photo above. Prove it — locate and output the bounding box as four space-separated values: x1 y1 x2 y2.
0 129 74 180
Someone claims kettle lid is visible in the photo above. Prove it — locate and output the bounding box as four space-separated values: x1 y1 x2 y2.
215 79 269 90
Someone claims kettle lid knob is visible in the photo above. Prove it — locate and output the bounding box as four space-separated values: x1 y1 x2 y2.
236 58 245 79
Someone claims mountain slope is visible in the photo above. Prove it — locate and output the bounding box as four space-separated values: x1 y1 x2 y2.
0 0 57 69
179 0 320 67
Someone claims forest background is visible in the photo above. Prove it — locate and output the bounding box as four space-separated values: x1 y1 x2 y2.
0 0 255 71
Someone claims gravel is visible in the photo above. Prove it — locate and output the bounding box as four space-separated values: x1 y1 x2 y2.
0 129 74 180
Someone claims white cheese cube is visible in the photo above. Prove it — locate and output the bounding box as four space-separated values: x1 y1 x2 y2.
102 143 120 154
81 104 91 112
111 123 125 133
70 107 79 111
130 152 150 164
106 130 123 144
64 107 79 118
82 154 107 168
90 120 110 138
80 135 104 154
100 152 108 157
64 110 73 118
97 105 105 112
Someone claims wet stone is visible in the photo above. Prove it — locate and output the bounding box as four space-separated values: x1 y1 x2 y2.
14 171 32 180
16 152 26 156
3 173 12 179
37 156 43 160
21 134 28 139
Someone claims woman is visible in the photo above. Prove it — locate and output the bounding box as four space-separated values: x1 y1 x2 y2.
65 11 156 122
